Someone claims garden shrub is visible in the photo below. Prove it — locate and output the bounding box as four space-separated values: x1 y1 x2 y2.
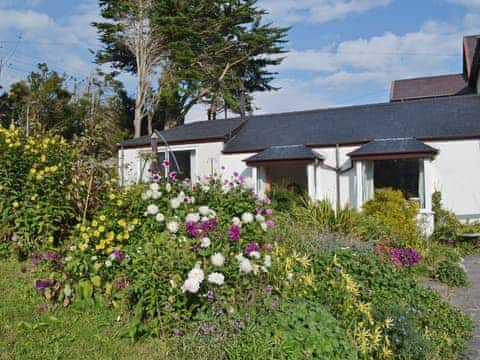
0 125 78 258
435 259 468 287
225 301 358 359
267 185 303 212
309 250 472 359
362 189 420 247
431 191 461 242
39 172 290 336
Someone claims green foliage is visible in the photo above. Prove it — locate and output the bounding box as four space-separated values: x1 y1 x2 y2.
48 175 280 336
431 191 461 242
292 199 358 235
225 301 358 359
435 260 468 287
309 250 473 359
268 185 304 212
0 126 78 258
362 189 420 247
94 0 289 128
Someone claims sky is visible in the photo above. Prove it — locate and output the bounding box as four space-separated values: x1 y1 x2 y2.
0 0 479 123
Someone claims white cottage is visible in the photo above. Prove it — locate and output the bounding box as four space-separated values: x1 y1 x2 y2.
118 34 480 234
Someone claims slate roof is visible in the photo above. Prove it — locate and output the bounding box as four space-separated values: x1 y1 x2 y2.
244 145 324 163
390 74 473 102
120 118 245 148
223 94 480 153
348 138 438 158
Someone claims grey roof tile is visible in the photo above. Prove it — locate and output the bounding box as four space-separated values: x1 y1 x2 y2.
244 145 323 163
348 138 438 158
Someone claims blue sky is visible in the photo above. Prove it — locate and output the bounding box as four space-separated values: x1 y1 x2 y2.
0 0 479 122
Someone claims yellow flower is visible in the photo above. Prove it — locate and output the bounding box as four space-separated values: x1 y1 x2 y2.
123 231 130 240
132 218 139 225
116 233 124 241
40 154 46 163
81 233 90 241
79 180 86 186
91 220 98 227
116 200 123 206
108 193 116 200
96 240 106 250
107 232 114 241
47 236 54 243
98 225 105 233
12 201 19 209
298 255 311 267
93 231 100 238
382 346 393 358
79 243 88 251
99 215 106 222
384 317 394 330
80 225 86 233
117 219 126 227
31 194 39 201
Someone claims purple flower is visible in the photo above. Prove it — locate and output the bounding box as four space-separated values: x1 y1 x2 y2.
266 208 273 216
256 208 263 215
266 285 274 293
115 280 130 289
201 217 217 233
162 160 170 169
207 289 215 301
233 172 239 178
152 173 161 183
245 242 260 256
263 195 271 204
174 328 181 336
169 171 177 181
185 221 201 238
235 319 243 329
266 220 275 228
228 225 241 242
265 243 273 251
112 248 125 261
34 279 54 296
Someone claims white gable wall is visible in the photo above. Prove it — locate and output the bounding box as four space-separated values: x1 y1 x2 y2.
427 139 480 221
118 141 224 184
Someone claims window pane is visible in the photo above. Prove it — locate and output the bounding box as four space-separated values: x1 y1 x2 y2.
374 159 420 200
170 151 192 180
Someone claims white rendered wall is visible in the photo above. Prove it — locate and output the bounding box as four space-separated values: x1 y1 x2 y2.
219 152 256 180
426 139 480 221
118 142 224 184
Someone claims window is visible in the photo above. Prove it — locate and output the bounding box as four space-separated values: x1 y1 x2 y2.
363 159 426 208
139 149 195 183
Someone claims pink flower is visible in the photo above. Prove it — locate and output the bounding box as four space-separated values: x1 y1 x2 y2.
245 242 260 256
228 225 241 242
162 160 170 169
266 208 273 216
266 220 275 228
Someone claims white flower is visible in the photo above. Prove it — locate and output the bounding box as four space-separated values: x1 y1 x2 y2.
255 214 265 223
207 272 225 285
156 213 165 222
201 185 210 192
147 204 159 215
91 256 98 261
141 192 150 200
235 253 246 262
252 264 260 275
169 279 177 288
170 198 181 209
127 225 135 231
65 256 72 262
151 191 162 199
182 278 200 293
264 255 271 268
200 237 211 248
249 251 261 259
241 212 254 224
167 221 179 233
186 213 200 223
242 178 255 189
211 253 225 267
232 217 241 226
165 183 172 192
188 267 205 283
287 272 293 281
69 245 77 251
149 183 160 191
190 196 195 204
198 206 210 216
239 259 253 273
105 260 112 268
260 222 268 232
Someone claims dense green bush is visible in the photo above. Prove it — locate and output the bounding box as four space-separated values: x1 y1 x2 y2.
267 185 304 212
39 174 289 336
362 189 420 247
225 301 358 359
431 191 461 242
0 125 78 258
435 260 468 287
309 250 472 359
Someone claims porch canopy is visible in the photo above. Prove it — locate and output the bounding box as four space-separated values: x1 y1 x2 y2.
244 144 324 165
348 138 438 160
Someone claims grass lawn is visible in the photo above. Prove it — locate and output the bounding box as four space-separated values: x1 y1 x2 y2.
0 259 226 360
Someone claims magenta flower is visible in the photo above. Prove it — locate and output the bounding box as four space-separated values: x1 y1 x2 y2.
34 279 54 296
228 225 241 241
266 285 274 293
201 217 217 233
115 280 130 289
245 242 260 256
266 208 273 216
169 171 177 181
266 219 275 228
112 248 125 261
186 221 201 238
162 160 170 169
265 243 273 251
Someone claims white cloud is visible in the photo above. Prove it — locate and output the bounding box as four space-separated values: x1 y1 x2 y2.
259 0 392 24
446 0 480 7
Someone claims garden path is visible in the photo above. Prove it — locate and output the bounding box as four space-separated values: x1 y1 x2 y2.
420 255 480 359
